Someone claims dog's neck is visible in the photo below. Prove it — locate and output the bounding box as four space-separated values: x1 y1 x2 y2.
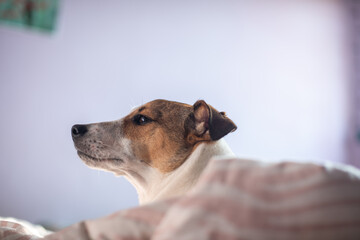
123 139 234 205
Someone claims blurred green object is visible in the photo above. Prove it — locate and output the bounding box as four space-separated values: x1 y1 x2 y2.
0 0 58 32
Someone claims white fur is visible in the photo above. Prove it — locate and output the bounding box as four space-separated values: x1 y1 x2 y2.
118 137 133 160
123 138 235 204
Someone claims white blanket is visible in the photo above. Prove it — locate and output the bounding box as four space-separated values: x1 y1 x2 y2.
2 158 360 240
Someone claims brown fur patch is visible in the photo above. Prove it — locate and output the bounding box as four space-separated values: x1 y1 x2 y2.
122 100 196 173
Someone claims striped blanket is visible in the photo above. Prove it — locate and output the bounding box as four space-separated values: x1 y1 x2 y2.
1 158 360 240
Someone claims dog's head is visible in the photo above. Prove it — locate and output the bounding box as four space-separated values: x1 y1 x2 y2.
71 99 236 174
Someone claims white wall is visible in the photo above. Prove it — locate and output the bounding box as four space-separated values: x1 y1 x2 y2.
0 0 350 228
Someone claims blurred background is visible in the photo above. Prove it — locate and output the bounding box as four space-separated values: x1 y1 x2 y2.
0 0 359 229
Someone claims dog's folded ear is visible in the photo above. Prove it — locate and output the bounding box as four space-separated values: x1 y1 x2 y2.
189 100 237 143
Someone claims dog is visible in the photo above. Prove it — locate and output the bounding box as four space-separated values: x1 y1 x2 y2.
71 99 237 204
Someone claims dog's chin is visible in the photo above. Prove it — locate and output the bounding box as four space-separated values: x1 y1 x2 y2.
77 151 124 165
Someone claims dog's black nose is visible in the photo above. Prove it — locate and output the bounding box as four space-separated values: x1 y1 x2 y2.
72 124 88 138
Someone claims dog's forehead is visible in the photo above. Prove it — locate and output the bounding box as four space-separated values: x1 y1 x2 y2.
149 99 192 109
132 99 192 116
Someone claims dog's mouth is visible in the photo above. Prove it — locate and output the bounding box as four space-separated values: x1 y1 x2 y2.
77 151 124 163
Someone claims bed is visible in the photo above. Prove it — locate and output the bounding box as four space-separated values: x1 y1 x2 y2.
1 157 360 240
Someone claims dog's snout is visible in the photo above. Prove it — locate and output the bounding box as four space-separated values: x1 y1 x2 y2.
72 124 88 138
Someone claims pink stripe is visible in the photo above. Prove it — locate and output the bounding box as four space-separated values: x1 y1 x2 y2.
122 207 165 226
114 237 151 240
16 236 34 240
153 217 245 240
99 234 147 240
2 229 17 238
181 194 360 216
199 175 360 201
176 195 360 231
0 221 26 232
205 230 245 240
200 164 326 187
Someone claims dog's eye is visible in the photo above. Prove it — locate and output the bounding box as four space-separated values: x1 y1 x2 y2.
133 114 152 125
